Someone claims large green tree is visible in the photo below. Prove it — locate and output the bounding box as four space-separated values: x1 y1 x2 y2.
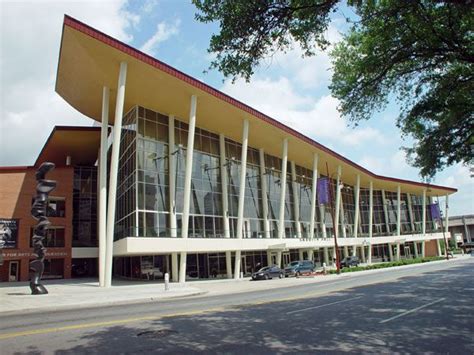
193 0 473 178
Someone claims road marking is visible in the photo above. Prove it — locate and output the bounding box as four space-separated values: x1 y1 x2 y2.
286 296 363 315
379 297 445 324
0 308 225 340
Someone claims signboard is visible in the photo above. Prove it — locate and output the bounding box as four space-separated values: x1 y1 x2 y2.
317 177 330 205
0 219 19 249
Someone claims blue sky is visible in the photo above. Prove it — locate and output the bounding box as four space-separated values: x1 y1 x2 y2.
0 0 472 217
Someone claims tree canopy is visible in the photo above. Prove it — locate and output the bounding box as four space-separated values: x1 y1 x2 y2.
193 0 474 178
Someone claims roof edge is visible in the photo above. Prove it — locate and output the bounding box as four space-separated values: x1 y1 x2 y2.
61 15 457 194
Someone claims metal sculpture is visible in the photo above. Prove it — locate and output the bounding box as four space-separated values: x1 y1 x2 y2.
30 162 56 295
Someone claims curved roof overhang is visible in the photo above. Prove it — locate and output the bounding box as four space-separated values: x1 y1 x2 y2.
55 15 457 197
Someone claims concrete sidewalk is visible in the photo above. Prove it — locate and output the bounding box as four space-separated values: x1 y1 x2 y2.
1 255 470 316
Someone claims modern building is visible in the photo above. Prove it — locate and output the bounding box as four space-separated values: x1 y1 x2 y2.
0 15 457 284
447 215 473 247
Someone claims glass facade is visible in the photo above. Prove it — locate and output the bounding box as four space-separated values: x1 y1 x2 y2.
72 166 97 247
113 105 438 243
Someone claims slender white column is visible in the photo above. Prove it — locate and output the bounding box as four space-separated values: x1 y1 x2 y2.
278 139 288 239
220 135 232 279
406 192 415 232
360 245 366 263
444 195 449 233
353 175 361 238
291 161 302 238
98 86 109 288
266 251 273 266
308 249 314 262
234 119 249 279
299 250 304 260
219 134 230 238
168 115 179 282
323 247 329 265
421 241 426 257
352 175 361 256
414 241 419 258
309 153 319 240
340 192 347 238
388 243 394 261
171 253 178 282
396 185 401 236
259 149 270 238
381 190 391 235
319 202 327 238
368 181 373 264
334 166 342 240
179 95 197 283
226 251 232 278
104 62 127 288
169 116 177 239
276 251 282 268
422 189 427 236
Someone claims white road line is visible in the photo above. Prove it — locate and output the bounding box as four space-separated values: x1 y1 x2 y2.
379 297 445 324
286 296 363 315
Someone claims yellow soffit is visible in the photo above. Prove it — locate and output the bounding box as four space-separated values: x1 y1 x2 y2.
55 15 457 197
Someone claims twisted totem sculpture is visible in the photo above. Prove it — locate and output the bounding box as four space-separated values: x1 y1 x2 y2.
30 162 56 295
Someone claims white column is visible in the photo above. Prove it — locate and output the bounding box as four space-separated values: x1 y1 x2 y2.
266 251 273 266
381 190 391 235
168 115 179 282
421 241 426 257
276 251 282 268
219 134 232 279
368 181 373 264
334 166 342 240
414 241 419 258
299 249 304 260
234 119 249 279
169 116 177 237
422 188 427 236
340 193 347 238
444 194 449 233
226 251 232 278
259 149 270 238
291 161 302 239
353 174 361 256
319 203 327 239
406 192 416 232
98 86 109 287
323 247 329 265
309 153 319 240
388 243 394 261
308 249 314 262
104 62 127 288
179 95 197 283
360 245 366 263
219 134 230 238
278 139 289 239
396 185 401 260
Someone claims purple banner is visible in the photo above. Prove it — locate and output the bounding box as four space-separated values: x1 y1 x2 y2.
317 177 330 205
429 203 441 220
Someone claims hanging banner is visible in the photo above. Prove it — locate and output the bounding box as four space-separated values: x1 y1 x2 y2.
317 177 330 205
0 219 19 249
429 203 441 220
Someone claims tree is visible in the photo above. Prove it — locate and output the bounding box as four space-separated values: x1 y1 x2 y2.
193 0 474 178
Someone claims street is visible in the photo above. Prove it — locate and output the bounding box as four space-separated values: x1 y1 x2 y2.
1 259 473 354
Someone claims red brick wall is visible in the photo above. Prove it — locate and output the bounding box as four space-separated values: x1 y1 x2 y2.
0 166 73 282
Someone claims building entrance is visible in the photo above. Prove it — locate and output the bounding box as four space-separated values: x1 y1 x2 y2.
9 261 19 282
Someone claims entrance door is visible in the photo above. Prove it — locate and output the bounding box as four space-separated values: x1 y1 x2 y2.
9 261 19 282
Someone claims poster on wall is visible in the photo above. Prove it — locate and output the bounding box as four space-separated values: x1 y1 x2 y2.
0 219 19 249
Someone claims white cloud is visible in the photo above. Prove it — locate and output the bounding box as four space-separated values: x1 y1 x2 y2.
221 77 385 147
140 19 180 55
0 0 138 166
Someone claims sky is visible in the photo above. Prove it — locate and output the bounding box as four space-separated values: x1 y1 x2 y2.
0 0 472 217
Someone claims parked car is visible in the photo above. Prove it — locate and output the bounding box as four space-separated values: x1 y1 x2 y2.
251 265 283 280
284 260 315 277
340 256 360 268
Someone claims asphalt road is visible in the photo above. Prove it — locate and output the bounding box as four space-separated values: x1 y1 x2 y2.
1 259 473 354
